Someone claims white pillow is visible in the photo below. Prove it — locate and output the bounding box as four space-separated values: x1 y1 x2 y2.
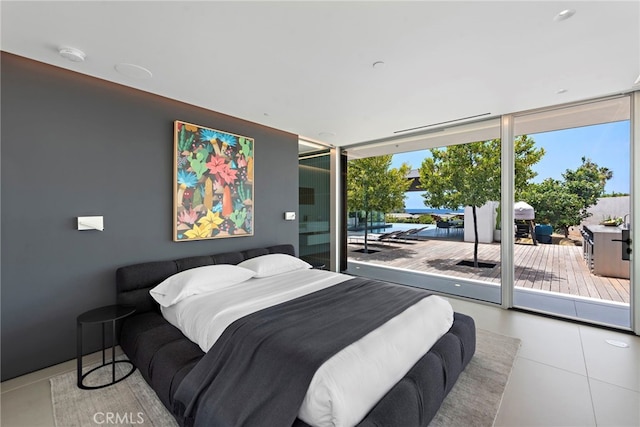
238 253 312 278
149 264 256 307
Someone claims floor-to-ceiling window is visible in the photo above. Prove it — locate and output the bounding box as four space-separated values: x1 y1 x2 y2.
334 93 638 332
512 96 632 328
344 118 504 304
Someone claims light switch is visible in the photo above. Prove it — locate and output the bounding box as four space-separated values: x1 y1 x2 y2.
78 216 104 231
284 212 296 221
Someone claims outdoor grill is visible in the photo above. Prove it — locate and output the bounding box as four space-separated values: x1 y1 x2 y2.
514 201 535 220
514 201 536 244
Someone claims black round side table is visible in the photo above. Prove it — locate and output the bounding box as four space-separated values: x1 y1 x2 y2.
76 304 136 390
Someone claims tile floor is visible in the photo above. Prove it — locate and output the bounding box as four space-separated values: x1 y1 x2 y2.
447 298 640 427
1 299 638 426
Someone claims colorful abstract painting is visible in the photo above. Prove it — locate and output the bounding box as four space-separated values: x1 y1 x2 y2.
174 121 254 241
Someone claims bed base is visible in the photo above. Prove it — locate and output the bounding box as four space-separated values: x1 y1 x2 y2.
116 244 475 426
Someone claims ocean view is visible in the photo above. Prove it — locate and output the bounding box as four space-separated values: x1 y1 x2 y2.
405 208 464 215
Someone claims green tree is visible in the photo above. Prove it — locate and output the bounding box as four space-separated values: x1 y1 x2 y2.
347 155 413 253
563 156 612 214
514 135 546 200
521 178 583 237
419 136 543 267
524 157 612 237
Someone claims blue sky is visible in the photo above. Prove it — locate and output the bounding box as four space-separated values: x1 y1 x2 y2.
392 121 631 210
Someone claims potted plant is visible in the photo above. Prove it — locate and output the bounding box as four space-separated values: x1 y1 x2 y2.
600 215 623 227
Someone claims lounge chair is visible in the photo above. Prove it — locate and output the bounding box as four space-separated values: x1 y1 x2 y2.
396 226 430 241
381 229 416 243
348 231 395 246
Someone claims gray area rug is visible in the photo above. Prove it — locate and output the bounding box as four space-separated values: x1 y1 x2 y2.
51 329 520 427
51 359 177 427
429 328 521 426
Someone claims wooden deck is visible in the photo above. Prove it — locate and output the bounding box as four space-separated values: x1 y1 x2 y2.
347 237 630 303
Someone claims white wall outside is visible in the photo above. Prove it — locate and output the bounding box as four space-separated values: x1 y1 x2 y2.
464 201 497 243
581 196 630 227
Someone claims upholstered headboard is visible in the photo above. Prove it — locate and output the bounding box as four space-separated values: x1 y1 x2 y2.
116 244 296 314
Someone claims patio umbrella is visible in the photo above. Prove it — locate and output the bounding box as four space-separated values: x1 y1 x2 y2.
514 201 535 220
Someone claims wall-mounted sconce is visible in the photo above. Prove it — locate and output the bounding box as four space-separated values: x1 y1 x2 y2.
284 212 296 221
77 216 104 231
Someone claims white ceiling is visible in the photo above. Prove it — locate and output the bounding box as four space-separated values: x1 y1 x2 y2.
2 1 639 150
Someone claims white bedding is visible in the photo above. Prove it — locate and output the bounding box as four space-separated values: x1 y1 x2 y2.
161 269 453 427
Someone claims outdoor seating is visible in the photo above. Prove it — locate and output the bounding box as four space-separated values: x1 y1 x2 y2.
381 229 421 243
515 221 530 238
348 229 400 246
402 226 431 239
347 233 389 246
348 228 429 246
378 230 410 242
385 226 429 243
581 228 594 272
436 221 452 235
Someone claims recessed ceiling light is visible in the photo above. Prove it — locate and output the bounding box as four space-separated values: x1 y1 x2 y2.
319 131 336 138
556 88 568 94
372 61 385 69
58 47 86 62
554 9 576 22
114 63 153 79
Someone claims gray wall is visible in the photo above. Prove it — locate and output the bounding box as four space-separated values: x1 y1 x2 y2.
1 53 299 380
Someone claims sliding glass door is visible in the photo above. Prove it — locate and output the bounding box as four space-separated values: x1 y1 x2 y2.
344 118 504 304
512 97 632 328
337 94 636 332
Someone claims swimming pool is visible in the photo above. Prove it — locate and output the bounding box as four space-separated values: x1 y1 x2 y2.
349 223 436 236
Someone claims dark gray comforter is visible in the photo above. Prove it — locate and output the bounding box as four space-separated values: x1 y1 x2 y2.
172 277 433 427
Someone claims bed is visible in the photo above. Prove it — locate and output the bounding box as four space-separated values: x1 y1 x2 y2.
116 244 476 426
